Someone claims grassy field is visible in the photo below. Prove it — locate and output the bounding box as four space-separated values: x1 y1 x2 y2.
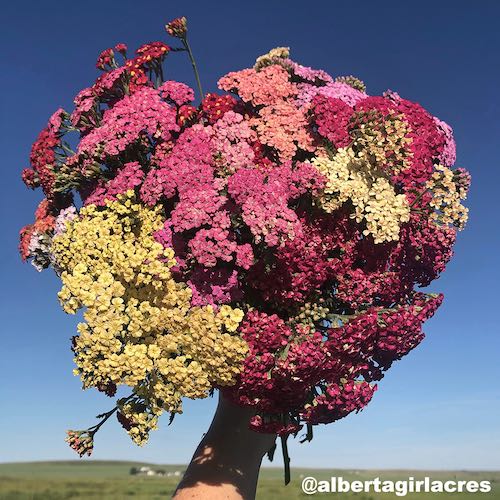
0 461 498 499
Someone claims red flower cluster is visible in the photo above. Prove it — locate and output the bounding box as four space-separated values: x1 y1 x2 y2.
225 293 442 432
96 48 115 70
135 41 171 61
311 95 352 148
201 92 239 123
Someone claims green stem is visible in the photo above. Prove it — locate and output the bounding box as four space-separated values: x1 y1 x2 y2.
300 423 313 443
182 37 204 101
158 62 165 85
89 394 134 435
281 435 291 485
267 442 277 462
89 407 117 435
60 142 75 156
410 187 430 208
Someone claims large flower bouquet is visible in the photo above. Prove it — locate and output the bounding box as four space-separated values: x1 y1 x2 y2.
20 17 469 479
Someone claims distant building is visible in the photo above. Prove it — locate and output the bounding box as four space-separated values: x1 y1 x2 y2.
130 465 183 477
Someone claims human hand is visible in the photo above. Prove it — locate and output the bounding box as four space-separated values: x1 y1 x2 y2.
173 393 276 499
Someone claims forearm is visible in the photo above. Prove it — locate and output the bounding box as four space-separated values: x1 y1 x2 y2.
173 396 276 500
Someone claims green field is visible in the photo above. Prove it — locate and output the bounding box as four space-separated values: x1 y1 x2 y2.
0 461 498 499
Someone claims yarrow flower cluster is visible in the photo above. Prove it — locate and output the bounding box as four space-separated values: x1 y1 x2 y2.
19 20 469 478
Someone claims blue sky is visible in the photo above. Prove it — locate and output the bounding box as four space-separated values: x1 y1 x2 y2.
1 0 499 469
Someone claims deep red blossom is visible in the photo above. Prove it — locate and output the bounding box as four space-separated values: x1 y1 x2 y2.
125 59 150 92
135 41 170 61
96 48 114 70
391 96 446 187
114 43 127 55
240 311 293 353
97 382 117 397
21 168 39 189
301 381 377 425
373 293 443 369
117 411 133 431
248 209 357 306
310 94 353 147
177 105 198 126
391 214 457 287
249 415 302 436
201 93 239 124
29 129 58 201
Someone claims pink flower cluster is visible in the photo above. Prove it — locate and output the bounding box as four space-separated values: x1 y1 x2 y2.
297 81 367 108
219 65 315 160
76 86 179 161
84 162 145 206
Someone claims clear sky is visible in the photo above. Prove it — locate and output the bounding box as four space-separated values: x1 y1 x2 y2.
1 0 499 470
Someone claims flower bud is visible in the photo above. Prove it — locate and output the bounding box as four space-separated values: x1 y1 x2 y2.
165 17 187 38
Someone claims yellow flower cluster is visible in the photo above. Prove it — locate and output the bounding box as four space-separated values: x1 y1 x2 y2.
363 177 411 244
290 300 330 327
426 164 469 229
117 400 159 446
351 112 413 174
311 148 410 243
335 75 367 92
51 191 248 443
254 46 290 70
218 304 245 332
